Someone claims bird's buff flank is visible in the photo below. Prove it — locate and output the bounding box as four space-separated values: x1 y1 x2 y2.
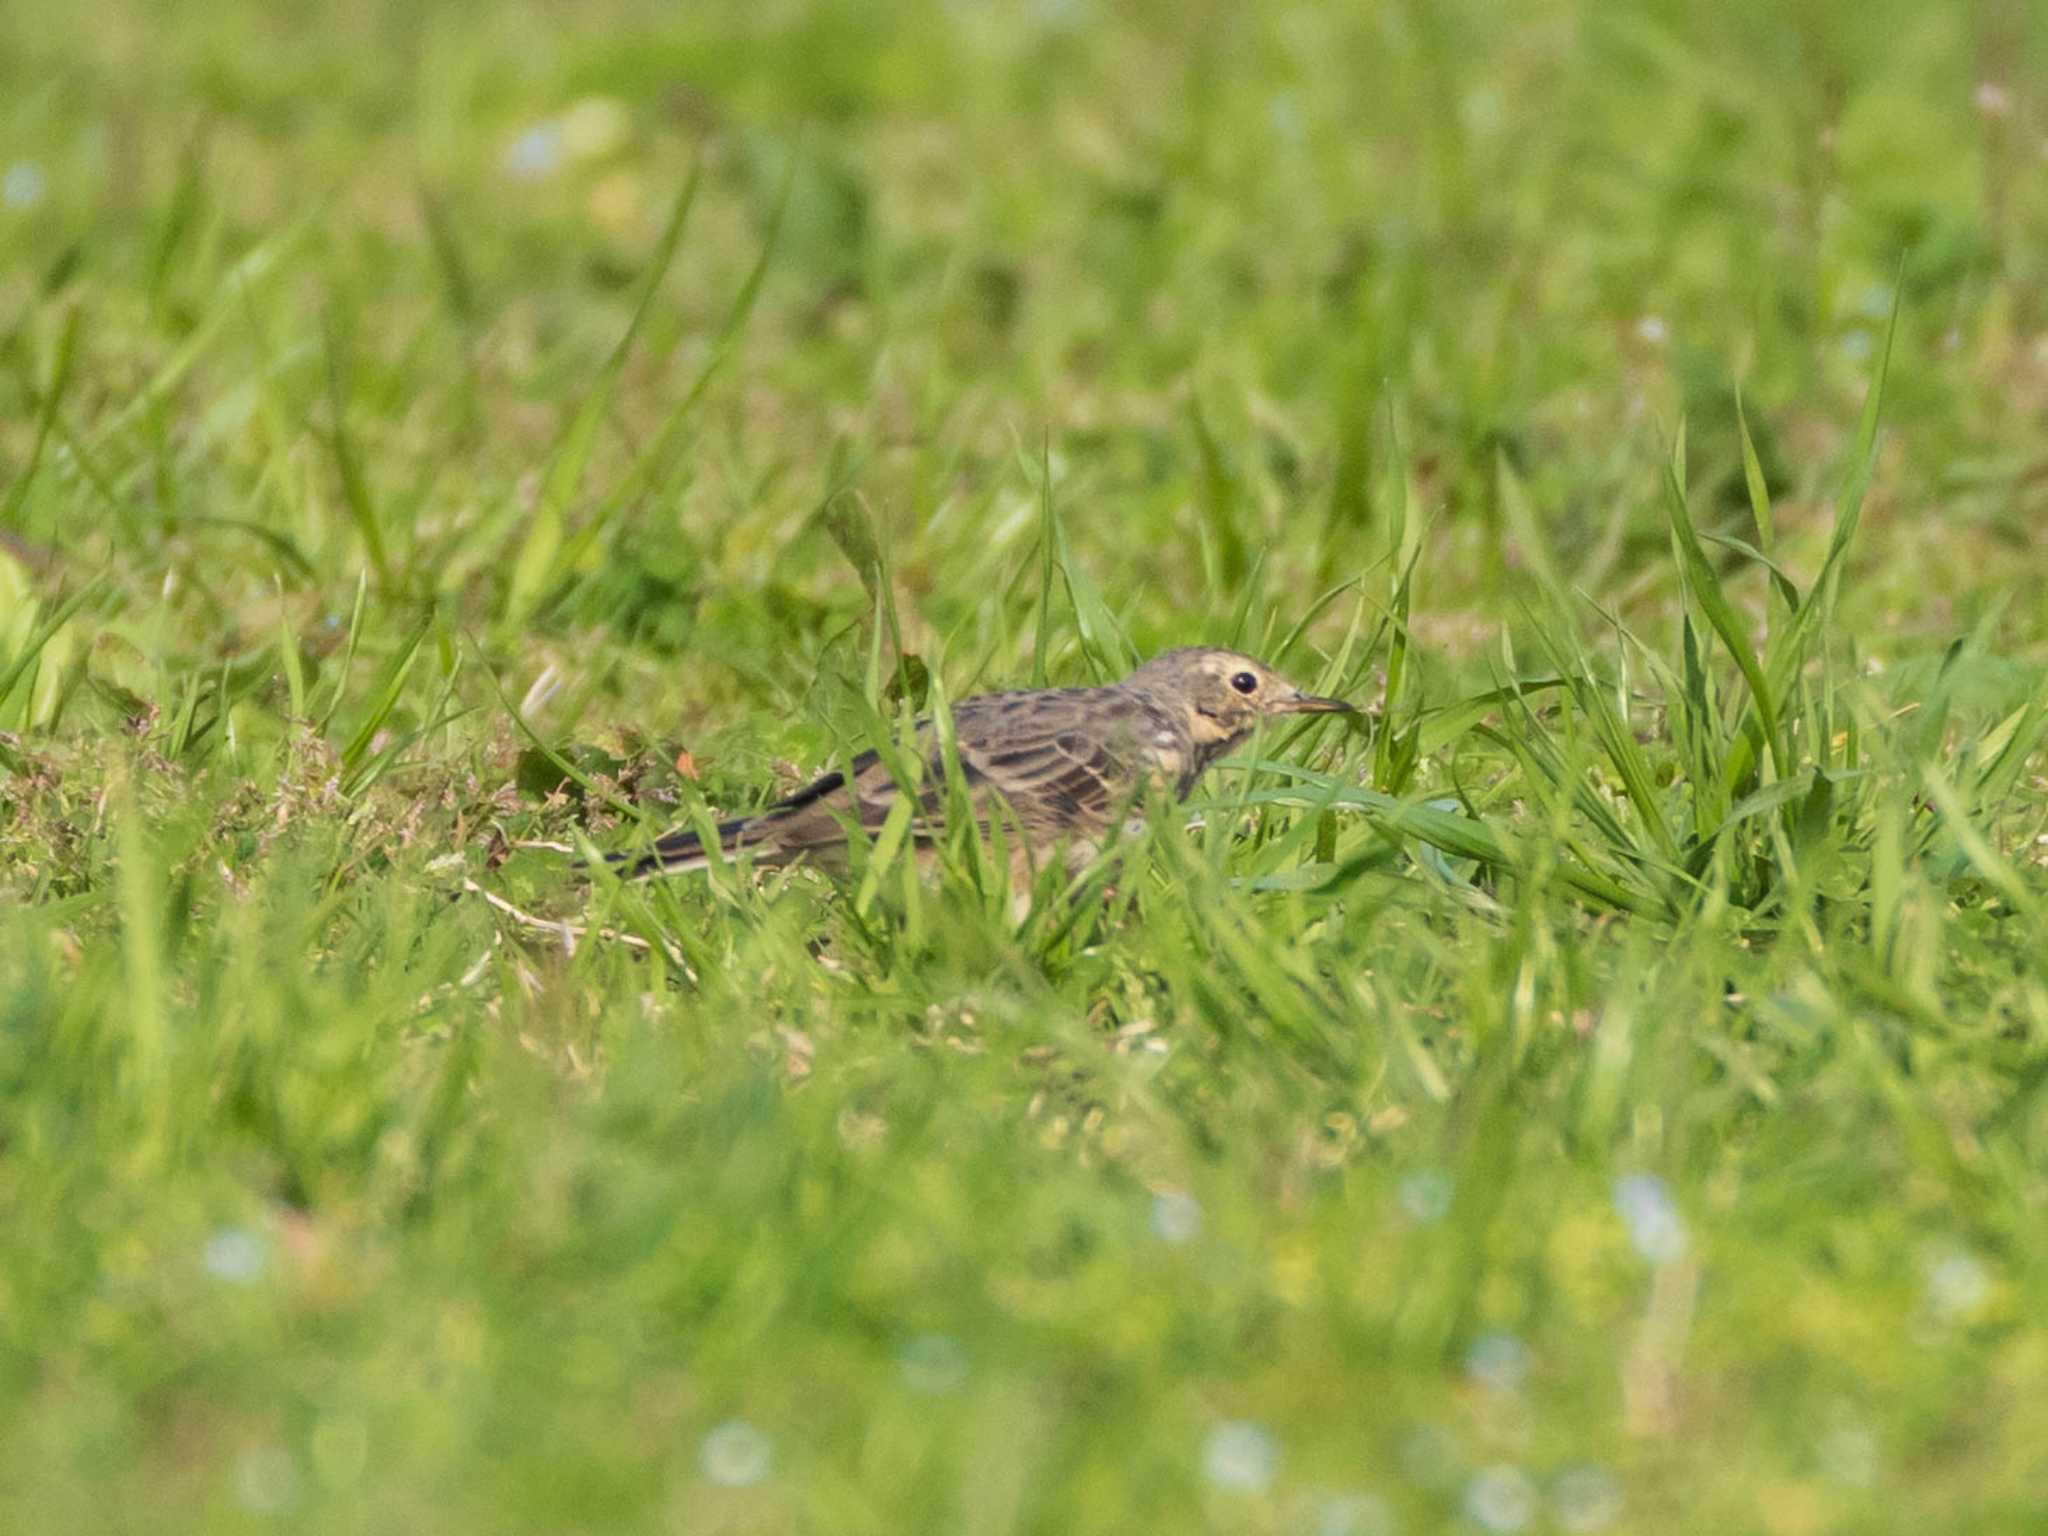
609 647 1354 892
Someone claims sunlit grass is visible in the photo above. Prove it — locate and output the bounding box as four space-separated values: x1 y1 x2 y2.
2 1 2046 1531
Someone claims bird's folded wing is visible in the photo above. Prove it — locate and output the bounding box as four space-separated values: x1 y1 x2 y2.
689 703 1146 862
954 723 1134 828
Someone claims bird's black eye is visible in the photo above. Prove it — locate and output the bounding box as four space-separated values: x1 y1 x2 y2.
1230 671 1258 695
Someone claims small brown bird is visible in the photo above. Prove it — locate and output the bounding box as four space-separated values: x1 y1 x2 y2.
611 647 1354 890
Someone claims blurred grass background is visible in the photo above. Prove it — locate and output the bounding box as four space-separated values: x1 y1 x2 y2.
2 0 2046 1531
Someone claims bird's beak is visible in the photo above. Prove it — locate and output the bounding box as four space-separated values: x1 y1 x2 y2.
1277 690 1356 715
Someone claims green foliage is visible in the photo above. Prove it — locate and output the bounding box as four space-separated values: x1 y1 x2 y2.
2 1 2046 1532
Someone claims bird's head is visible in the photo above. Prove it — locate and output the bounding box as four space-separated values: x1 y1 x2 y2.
1126 647 1355 750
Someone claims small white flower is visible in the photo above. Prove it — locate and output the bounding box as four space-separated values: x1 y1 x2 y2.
1612 1174 1687 1265
232 1445 299 1514
1202 1420 1280 1494
1397 1170 1453 1224
699 1420 773 1487
1924 1249 1990 1320
1462 1332 1530 1395
1974 81 2013 118
1151 1189 1204 1244
505 122 565 181
2 162 46 210
1464 1465 1538 1533
1635 314 1669 346
204 1226 268 1284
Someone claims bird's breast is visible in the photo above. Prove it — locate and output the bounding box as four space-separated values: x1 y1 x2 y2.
1139 726 1220 800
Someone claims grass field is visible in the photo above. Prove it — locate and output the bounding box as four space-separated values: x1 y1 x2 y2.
4 1 2047 1531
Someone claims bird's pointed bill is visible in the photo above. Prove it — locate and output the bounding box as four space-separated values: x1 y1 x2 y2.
1277 691 1356 715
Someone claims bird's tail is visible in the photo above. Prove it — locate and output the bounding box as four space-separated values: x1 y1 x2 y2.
606 814 756 881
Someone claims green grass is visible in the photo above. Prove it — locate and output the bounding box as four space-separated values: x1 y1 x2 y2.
4 1 2048 1531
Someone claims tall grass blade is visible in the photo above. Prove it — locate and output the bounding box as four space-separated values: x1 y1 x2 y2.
1660 424 1782 780
339 622 427 774
324 314 395 589
1032 435 1057 685
0 303 82 532
547 156 789 590
113 772 170 1154
0 572 107 717
1188 395 1250 588
276 578 307 719
503 169 704 627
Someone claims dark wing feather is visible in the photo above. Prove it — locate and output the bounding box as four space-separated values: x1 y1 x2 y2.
946 694 1145 837
759 692 1144 852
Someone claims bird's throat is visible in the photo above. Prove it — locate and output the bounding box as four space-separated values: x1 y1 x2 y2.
1186 727 1247 784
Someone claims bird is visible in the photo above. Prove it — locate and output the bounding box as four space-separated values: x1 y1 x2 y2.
607 646 1355 895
